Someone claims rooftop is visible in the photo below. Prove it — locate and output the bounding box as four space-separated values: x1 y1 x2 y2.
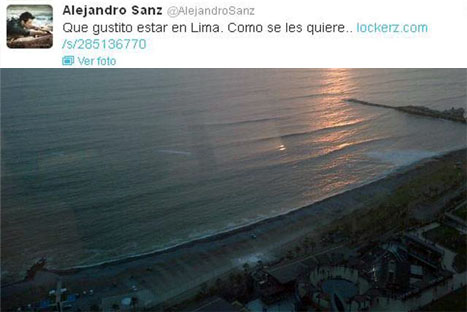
266 262 308 285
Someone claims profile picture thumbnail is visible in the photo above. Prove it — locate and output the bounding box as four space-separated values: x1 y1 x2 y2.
7 5 53 48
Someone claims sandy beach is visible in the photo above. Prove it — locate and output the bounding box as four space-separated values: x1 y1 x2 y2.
2 148 466 310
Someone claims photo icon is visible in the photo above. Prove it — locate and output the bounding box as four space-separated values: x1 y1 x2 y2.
7 5 53 48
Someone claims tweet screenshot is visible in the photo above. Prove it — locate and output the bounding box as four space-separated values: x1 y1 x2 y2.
1 0 466 311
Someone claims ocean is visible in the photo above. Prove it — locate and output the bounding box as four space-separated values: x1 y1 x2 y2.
7 5 53 28
1 69 466 283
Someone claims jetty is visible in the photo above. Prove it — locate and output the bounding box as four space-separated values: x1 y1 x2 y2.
346 98 466 124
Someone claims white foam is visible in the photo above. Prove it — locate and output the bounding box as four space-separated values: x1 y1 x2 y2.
367 150 438 167
157 149 192 156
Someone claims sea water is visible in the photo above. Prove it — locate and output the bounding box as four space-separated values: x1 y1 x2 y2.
1 69 466 282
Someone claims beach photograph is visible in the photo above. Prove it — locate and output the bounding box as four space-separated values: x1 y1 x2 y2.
1 69 466 311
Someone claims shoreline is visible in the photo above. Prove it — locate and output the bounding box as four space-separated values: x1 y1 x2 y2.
3 147 466 282
39 147 465 275
2 148 466 310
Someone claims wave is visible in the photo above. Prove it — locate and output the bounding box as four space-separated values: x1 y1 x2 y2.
205 116 282 127
140 135 394 198
46 148 466 275
430 94 467 105
209 118 369 148
367 150 439 167
202 103 350 129
262 120 366 141
281 92 346 100
157 149 192 156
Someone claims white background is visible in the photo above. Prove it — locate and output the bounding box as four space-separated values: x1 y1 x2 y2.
0 0 466 68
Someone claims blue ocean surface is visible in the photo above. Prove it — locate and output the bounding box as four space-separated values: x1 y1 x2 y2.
1 69 466 282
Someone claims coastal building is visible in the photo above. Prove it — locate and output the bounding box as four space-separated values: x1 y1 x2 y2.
292 230 456 311
251 269 288 304
402 234 444 269
376 260 411 293
248 262 309 309
265 262 308 290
